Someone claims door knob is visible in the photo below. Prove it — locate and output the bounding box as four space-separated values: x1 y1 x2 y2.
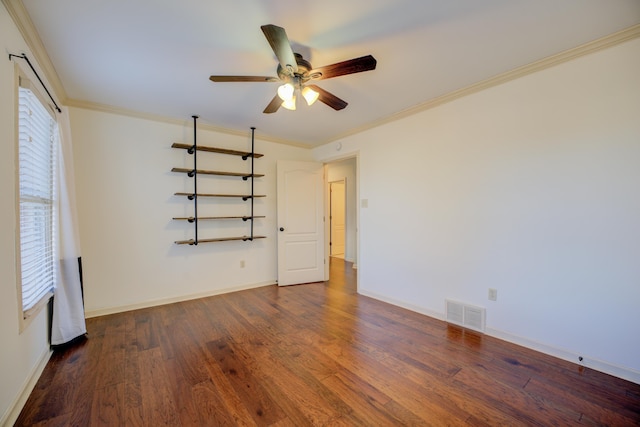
279 227 285 232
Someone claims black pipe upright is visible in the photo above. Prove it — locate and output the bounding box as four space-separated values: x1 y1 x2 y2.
250 127 256 241
192 116 199 245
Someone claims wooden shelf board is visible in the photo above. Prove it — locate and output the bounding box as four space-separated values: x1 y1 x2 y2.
171 167 264 178
172 142 264 158
174 192 266 198
172 216 266 221
175 236 267 245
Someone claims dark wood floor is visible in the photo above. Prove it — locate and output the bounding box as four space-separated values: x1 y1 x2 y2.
16 257 640 426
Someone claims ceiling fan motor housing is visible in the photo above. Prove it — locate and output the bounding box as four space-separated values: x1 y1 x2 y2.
277 53 316 83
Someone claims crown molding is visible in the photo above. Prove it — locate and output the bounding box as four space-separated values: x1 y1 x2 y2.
2 0 68 104
325 23 640 145
5 0 638 149
65 98 310 148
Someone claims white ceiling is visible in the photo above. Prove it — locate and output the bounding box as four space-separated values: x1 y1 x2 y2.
18 0 640 147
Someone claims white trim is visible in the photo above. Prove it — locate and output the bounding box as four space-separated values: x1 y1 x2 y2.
358 289 444 321
357 289 640 385
65 99 309 148
2 0 66 104
66 23 640 150
486 328 640 385
84 280 276 318
0 347 52 427
6 0 638 150
323 24 640 145
56 24 640 150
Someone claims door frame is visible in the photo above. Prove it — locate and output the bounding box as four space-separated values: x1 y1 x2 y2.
329 178 346 258
323 153 359 283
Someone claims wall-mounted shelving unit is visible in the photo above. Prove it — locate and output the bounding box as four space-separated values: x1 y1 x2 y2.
172 117 265 245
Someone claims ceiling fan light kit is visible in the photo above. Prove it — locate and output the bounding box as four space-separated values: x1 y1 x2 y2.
282 95 297 111
210 24 377 114
277 83 295 102
302 86 319 105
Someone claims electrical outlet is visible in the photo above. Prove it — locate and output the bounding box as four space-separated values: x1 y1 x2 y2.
488 288 497 301
240 260 245 268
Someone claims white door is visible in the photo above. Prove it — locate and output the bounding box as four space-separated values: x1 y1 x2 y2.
277 161 325 286
330 180 346 257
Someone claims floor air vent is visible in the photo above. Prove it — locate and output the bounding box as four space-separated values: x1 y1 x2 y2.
445 300 486 333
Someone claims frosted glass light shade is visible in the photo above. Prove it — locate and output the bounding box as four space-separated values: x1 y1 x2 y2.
282 95 296 110
302 86 319 105
277 83 295 101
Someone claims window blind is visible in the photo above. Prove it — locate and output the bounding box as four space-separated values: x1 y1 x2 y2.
18 84 58 313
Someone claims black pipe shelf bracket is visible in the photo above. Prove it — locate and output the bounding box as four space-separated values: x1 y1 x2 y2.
171 120 265 245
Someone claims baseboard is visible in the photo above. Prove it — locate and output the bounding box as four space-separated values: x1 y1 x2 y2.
485 328 640 385
85 280 276 318
358 289 444 321
357 289 640 385
0 347 52 427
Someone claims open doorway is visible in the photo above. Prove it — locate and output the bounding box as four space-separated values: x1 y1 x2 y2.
330 180 346 259
325 157 358 281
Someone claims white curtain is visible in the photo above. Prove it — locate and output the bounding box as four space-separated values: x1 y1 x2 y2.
51 108 87 345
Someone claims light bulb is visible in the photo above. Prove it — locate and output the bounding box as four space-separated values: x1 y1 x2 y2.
302 86 319 105
282 95 296 111
277 83 294 101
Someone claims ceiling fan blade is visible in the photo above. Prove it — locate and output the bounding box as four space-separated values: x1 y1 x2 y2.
263 94 282 114
307 85 348 111
309 55 377 80
260 24 298 75
210 76 279 82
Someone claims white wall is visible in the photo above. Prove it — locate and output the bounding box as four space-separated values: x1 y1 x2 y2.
327 158 357 263
314 38 640 383
70 108 313 315
0 4 53 424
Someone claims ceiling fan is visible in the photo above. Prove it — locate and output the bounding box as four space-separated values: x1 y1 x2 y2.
209 24 377 113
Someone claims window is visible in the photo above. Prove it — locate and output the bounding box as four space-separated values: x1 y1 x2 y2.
16 72 58 327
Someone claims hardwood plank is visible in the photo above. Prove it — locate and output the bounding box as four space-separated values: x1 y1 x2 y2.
122 313 145 426
171 142 264 158
174 192 266 198
451 364 581 425
30 414 70 427
173 215 266 221
15 257 640 426
133 311 158 351
171 166 264 178
175 235 266 245
90 383 124 426
250 351 347 425
65 336 105 426
190 380 240 426
199 350 260 426
94 318 126 389
525 376 640 426
321 372 401 426
162 358 206 426
207 338 287 425
164 319 210 385
137 348 181 426
292 309 471 424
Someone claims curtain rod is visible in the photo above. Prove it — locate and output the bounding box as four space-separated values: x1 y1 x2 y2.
9 53 62 113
